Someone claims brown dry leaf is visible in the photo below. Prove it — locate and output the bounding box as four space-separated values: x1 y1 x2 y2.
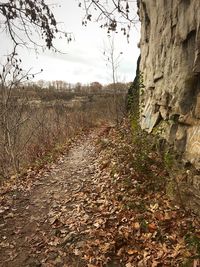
117 247 124 256
164 212 172 220
127 249 138 255
154 211 164 221
73 248 81 256
193 259 200 267
100 242 111 253
155 249 164 259
0 241 10 248
132 222 140 230
148 222 157 232
93 218 105 228
48 237 60 246
152 260 159 267
168 233 177 242
4 212 14 219
50 217 61 226
171 243 185 258
100 160 110 170
149 203 159 212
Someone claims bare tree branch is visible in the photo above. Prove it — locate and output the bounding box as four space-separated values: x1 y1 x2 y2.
80 0 139 40
0 0 72 51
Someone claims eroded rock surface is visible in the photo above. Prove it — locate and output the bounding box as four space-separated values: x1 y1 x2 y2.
138 0 200 210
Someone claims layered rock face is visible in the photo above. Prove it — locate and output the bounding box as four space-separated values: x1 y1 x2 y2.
139 0 200 209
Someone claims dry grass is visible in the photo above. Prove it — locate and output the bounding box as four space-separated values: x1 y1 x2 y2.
0 86 126 178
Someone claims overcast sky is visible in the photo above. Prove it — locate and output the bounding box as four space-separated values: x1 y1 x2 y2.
0 0 140 85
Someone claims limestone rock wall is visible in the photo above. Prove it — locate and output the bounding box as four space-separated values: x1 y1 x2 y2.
139 0 200 210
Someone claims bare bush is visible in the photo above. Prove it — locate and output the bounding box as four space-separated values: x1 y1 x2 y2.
0 76 126 178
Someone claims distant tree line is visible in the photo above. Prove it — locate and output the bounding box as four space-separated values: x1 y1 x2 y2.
26 80 131 93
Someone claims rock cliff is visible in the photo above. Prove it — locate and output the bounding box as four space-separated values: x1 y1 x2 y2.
138 0 200 211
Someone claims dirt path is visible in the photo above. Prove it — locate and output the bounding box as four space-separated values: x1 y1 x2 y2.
0 129 103 267
1 124 200 267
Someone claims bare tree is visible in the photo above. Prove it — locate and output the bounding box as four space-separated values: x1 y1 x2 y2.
0 47 43 176
103 37 122 84
103 37 123 123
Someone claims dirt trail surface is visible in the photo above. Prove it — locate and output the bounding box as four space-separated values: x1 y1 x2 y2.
1 124 200 267
0 128 108 267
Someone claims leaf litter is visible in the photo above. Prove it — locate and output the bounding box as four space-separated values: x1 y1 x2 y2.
0 122 199 267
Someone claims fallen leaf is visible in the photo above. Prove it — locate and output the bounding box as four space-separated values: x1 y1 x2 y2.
132 222 140 230
148 222 157 232
127 249 138 255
